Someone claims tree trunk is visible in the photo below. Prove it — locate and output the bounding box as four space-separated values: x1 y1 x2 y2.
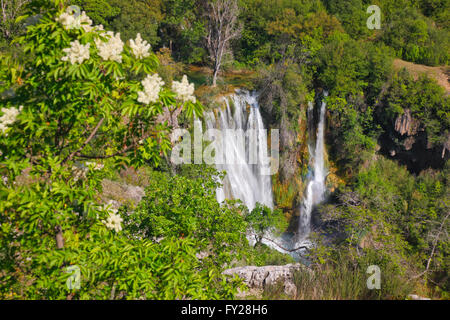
204 0 241 88
55 225 64 249
212 65 219 87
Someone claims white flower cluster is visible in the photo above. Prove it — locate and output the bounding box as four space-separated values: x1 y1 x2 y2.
78 11 94 32
86 162 104 170
137 73 165 105
56 9 93 32
72 166 87 182
61 40 90 65
72 162 104 181
95 31 124 63
0 106 22 135
172 75 196 103
129 33 151 59
102 207 123 233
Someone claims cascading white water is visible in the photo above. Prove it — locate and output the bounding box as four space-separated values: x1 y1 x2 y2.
201 89 327 258
298 91 328 240
204 90 273 211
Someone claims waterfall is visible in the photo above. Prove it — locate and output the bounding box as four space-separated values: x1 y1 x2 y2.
202 89 328 258
204 90 273 211
298 91 328 240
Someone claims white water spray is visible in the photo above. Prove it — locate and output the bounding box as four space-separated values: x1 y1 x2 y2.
202 89 328 258
205 90 273 211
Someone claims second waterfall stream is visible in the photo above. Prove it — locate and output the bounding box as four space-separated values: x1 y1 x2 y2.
298 91 328 241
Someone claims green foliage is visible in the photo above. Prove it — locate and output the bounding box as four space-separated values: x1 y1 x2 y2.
257 60 309 126
123 169 249 268
315 37 395 173
323 0 372 39
317 157 449 294
419 0 450 28
381 6 449 65
244 243 295 267
159 0 207 64
0 0 30 42
1 0 449 300
236 0 341 64
107 0 163 46
245 203 288 244
71 0 163 45
70 0 120 27
379 69 450 145
326 94 378 173
290 248 415 300
0 1 218 300
316 37 392 98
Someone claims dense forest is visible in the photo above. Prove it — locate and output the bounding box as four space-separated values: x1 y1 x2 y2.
0 0 448 300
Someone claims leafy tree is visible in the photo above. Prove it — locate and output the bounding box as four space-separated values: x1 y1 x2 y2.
70 0 120 27
419 0 450 28
323 0 373 39
326 95 377 173
245 203 287 245
107 0 163 46
0 0 223 299
159 0 207 64
266 8 343 59
381 6 449 65
123 168 250 269
316 36 371 97
317 157 449 295
72 0 163 46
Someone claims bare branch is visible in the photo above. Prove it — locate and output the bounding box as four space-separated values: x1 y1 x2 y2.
411 211 449 280
63 117 104 164
248 232 309 252
76 130 157 160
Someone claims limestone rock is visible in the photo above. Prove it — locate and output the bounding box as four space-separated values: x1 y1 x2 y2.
223 263 306 298
101 179 145 206
442 133 450 158
394 109 419 136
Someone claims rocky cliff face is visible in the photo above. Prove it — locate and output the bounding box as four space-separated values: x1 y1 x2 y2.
223 263 308 298
380 109 449 173
394 109 420 137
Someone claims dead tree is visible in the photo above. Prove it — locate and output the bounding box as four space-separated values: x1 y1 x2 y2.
0 0 30 40
204 0 241 87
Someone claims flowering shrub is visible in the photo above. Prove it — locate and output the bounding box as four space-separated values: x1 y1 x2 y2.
129 33 151 60
56 8 93 31
0 1 240 300
102 207 123 233
137 74 165 105
172 75 196 103
94 31 124 63
0 106 22 134
61 40 90 64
